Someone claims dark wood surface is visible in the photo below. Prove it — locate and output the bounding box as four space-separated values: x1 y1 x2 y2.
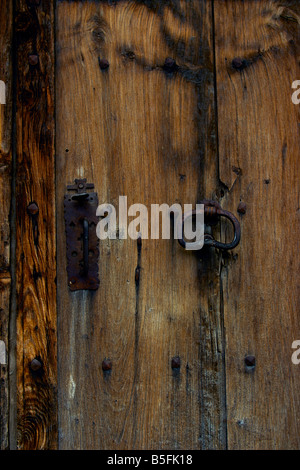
0 0 298 449
15 0 57 450
0 0 12 451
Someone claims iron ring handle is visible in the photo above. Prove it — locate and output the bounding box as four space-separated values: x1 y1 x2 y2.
204 208 241 250
178 205 241 251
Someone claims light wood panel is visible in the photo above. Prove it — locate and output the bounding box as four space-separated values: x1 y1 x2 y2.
56 0 226 450
214 0 300 449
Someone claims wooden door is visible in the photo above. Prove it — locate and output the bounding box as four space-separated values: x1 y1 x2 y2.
0 0 299 450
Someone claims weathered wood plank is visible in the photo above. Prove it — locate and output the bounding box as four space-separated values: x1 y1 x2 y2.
214 0 300 449
56 0 226 449
0 0 13 451
0 275 11 450
15 0 57 449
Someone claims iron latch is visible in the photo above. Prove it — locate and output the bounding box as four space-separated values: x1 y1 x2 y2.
64 179 99 291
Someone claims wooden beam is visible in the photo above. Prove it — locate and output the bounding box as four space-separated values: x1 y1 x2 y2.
15 0 57 449
0 0 13 451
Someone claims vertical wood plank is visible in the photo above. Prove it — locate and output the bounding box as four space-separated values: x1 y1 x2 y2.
15 0 57 449
0 0 13 451
214 0 300 449
56 0 226 449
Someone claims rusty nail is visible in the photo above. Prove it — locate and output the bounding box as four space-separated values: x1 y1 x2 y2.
29 54 39 66
30 358 42 371
171 356 181 369
27 202 39 216
245 355 256 367
237 202 247 215
164 57 177 72
102 359 112 371
98 58 109 70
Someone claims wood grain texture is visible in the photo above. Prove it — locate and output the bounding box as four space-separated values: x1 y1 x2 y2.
15 0 57 449
56 0 226 449
214 0 300 449
0 0 13 451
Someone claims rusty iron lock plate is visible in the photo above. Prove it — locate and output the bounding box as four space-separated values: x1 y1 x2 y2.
64 179 99 291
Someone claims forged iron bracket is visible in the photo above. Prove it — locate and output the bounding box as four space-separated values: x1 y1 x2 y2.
64 179 99 291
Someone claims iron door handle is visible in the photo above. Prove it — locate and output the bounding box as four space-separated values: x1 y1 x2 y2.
178 199 241 251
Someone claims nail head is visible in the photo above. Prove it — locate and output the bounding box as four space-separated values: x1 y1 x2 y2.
99 58 110 70
164 57 177 72
30 358 42 371
29 54 39 66
27 202 39 216
237 202 247 214
102 359 112 371
245 355 256 367
232 57 246 70
171 356 181 369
